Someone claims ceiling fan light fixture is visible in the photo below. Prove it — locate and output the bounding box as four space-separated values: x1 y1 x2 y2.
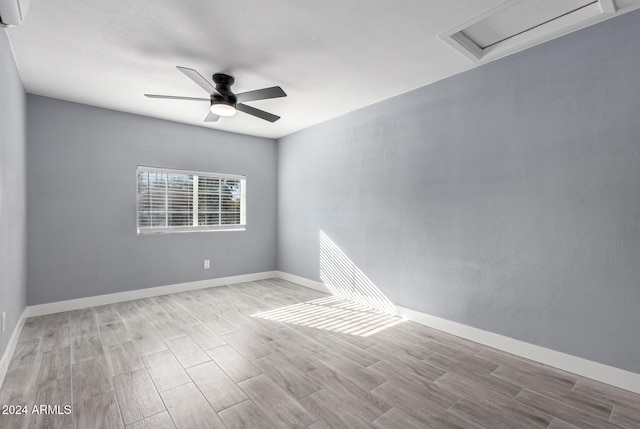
210 102 236 117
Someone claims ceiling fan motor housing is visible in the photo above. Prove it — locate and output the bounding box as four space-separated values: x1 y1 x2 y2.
211 73 237 107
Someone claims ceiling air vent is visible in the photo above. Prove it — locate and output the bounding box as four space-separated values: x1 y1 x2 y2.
441 0 616 62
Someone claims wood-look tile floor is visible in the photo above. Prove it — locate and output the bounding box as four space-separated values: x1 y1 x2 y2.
1 278 639 429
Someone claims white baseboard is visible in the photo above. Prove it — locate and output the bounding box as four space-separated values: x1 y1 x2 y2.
0 308 28 389
274 271 640 395
26 271 278 318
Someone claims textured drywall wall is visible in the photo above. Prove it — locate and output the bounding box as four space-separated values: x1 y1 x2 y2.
0 30 27 357
27 95 277 305
278 10 640 373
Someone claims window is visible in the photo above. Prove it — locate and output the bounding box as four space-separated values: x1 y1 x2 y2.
137 166 246 234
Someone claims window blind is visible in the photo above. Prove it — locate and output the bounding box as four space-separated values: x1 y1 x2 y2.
137 166 246 233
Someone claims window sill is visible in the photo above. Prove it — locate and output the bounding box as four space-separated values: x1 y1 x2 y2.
137 226 246 235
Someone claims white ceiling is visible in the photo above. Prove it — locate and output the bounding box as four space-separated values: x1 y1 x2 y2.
6 0 639 139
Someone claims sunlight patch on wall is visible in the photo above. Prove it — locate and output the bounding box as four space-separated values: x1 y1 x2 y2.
252 296 404 337
319 230 397 315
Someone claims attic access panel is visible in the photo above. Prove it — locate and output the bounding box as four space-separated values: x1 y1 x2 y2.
441 0 616 62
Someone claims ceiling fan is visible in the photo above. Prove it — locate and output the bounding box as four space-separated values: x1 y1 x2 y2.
145 66 287 123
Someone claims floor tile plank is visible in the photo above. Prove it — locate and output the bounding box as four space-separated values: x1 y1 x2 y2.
72 358 114 404
491 361 578 394
299 389 376 429
186 361 248 412
435 370 522 402
35 346 71 388
252 353 321 399
547 418 584 429
238 374 318 428
105 341 145 377
28 378 73 429
186 324 226 350
126 411 175 429
74 391 123 429
164 335 210 368
611 403 640 429
515 389 622 429
449 398 533 429
142 349 190 393
307 366 390 421
40 325 72 353
9 339 41 369
99 321 131 347
206 344 261 383
366 342 444 381
72 332 104 364
572 378 640 409
113 368 165 425
373 407 440 429
129 329 167 357
218 399 288 429
371 380 459 421
220 330 272 361
160 383 225 429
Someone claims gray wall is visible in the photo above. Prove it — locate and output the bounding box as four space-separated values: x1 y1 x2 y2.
0 30 27 358
278 10 640 373
27 95 277 305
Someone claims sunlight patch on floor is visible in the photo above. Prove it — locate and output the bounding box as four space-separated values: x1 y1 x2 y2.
252 296 405 337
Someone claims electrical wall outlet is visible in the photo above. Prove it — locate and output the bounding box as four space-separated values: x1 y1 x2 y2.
1 312 6 333
204 259 210 269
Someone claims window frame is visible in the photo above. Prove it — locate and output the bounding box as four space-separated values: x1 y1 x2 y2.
136 165 246 234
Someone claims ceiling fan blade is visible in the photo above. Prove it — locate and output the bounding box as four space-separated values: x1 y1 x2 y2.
236 86 287 103
144 94 210 101
176 66 219 95
204 111 220 122
236 103 281 122
144 94 211 101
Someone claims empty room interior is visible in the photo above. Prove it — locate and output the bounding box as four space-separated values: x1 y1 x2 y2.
2 0 640 428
